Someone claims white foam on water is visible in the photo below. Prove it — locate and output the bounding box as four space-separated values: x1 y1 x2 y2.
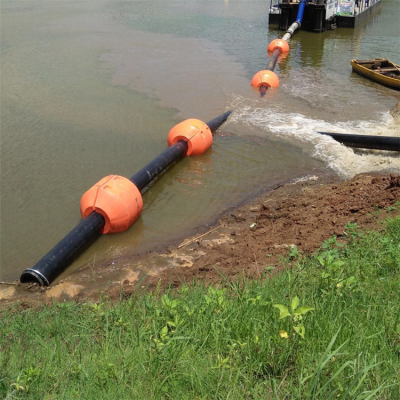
230 105 400 178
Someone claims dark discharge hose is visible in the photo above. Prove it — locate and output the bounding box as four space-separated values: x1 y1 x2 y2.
20 111 232 286
318 132 400 152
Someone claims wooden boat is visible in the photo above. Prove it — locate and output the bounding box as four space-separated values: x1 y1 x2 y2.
351 58 400 90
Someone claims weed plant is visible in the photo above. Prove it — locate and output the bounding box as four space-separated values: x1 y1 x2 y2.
1 217 399 399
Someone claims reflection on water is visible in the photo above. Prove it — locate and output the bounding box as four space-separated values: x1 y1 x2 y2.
1 0 399 281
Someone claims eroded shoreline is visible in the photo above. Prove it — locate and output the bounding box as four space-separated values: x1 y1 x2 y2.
2 103 399 307
1 170 399 309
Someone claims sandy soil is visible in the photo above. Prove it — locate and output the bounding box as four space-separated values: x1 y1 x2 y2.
1 171 399 310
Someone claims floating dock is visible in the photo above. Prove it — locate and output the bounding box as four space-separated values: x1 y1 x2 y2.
269 0 383 32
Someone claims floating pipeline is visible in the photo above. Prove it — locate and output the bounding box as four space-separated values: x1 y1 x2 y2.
20 111 232 286
252 0 306 94
318 132 400 152
255 7 400 153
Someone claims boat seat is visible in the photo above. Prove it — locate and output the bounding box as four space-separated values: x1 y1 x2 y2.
376 68 399 73
356 59 388 64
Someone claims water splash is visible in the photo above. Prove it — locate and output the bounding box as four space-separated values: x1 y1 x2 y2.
230 106 400 178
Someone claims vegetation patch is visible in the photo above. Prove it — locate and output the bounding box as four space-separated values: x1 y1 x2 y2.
1 217 399 399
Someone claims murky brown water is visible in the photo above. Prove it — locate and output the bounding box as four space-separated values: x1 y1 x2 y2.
1 0 399 281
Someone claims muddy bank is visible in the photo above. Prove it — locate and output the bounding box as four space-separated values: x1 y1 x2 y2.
137 172 400 289
1 172 399 309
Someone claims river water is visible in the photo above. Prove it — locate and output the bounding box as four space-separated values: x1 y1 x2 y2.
1 0 399 281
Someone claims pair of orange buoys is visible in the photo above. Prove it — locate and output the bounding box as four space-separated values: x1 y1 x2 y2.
80 119 213 234
251 39 290 89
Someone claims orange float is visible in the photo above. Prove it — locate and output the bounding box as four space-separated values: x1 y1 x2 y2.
80 175 143 234
167 119 213 156
267 39 290 54
251 70 280 88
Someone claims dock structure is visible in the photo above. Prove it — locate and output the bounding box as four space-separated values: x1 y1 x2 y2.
269 0 383 32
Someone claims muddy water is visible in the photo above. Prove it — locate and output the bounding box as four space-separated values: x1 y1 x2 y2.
1 0 399 281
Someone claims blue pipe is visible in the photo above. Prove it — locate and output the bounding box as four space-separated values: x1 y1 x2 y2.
296 0 307 24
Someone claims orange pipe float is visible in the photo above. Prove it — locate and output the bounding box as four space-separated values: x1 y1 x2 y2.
167 118 213 156
251 70 280 89
267 39 290 54
80 175 143 234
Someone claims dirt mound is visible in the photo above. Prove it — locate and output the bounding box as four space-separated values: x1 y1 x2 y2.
138 173 399 291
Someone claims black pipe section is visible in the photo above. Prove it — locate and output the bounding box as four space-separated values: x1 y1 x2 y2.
20 111 232 286
266 48 281 72
318 132 400 152
20 213 105 286
130 141 188 191
206 110 232 133
131 110 232 191
261 48 281 96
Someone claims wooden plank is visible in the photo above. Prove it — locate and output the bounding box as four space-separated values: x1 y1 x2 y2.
355 59 388 64
376 67 400 73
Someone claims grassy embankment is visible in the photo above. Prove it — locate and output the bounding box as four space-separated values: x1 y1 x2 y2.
1 214 399 399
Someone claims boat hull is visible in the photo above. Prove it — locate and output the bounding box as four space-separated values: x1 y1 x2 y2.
351 59 400 90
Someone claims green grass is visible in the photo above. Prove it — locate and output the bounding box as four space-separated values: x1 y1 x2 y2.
1 217 399 399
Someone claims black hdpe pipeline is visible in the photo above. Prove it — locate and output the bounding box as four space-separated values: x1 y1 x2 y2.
20 111 232 286
318 132 400 152
260 48 281 96
259 2 305 97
